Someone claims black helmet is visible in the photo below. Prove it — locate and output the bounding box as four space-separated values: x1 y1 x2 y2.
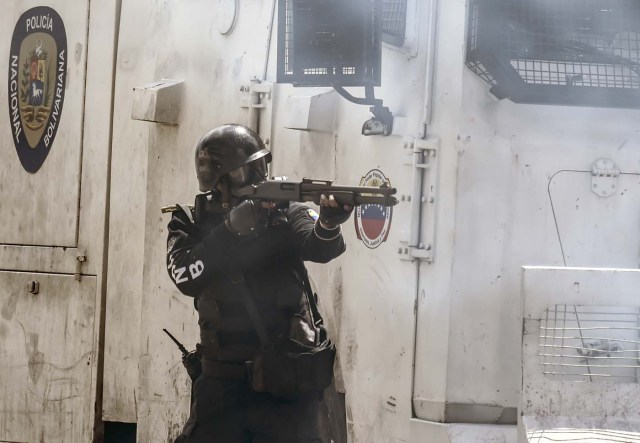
194 124 271 192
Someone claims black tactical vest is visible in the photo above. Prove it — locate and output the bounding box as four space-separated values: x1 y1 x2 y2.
196 228 309 362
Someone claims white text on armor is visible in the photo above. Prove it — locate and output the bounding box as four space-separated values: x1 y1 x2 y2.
168 255 188 284
189 260 204 279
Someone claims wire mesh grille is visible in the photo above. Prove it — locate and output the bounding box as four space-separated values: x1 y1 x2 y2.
382 0 407 40
283 2 294 76
277 0 381 86
527 428 640 443
467 1 497 85
502 1 640 89
510 59 640 88
466 0 640 107
538 305 640 383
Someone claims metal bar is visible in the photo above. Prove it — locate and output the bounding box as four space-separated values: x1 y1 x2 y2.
571 305 592 381
539 343 640 353
554 304 562 375
542 306 550 377
541 371 632 378
561 304 567 382
539 353 640 360
539 335 640 346
408 147 424 249
540 326 640 330
539 362 640 369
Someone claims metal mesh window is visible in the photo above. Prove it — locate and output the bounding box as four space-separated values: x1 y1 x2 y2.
382 0 407 46
466 0 640 108
277 0 381 87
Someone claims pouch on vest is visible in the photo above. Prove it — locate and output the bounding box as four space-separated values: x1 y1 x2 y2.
231 270 335 399
249 337 336 399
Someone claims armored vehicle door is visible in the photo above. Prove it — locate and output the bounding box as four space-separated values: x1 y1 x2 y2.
0 2 115 442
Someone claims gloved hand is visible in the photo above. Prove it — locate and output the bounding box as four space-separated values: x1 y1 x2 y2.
225 200 264 236
319 194 353 229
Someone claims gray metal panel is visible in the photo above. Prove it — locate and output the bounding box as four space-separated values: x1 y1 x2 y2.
0 3 89 247
550 171 640 268
0 272 96 443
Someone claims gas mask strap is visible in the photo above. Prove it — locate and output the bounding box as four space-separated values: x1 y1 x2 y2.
219 178 232 211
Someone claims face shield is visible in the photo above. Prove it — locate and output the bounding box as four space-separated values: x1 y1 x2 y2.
227 157 268 189
195 148 217 192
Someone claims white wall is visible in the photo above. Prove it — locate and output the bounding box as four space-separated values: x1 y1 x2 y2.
106 0 640 441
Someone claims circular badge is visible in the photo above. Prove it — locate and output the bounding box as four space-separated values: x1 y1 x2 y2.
354 169 393 249
8 7 67 173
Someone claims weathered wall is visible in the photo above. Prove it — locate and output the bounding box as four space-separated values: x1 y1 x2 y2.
106 0 291 438
0 0 117 441
106 0 640 441
444 71 640 408
4 0 638 441
414 0 640 425
106 1 431 442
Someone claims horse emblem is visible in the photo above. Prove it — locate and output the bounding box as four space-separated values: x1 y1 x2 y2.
21 39 51 129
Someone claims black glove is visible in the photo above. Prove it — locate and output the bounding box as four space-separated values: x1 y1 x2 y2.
182 350 202 382
319 201 353 228
225 200 264 236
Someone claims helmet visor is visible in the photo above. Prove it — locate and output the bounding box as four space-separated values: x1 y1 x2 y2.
195 148 217 192
227 157 268 188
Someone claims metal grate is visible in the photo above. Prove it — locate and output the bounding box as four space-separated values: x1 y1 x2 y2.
382 0 407 46
528 428 640 442
466 0 640 108
538 305 640 383
277 0 381 87
466 0 497 85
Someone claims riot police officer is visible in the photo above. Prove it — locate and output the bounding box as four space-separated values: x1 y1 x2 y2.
167 124 352 442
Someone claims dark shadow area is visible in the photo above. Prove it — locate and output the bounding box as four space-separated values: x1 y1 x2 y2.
104 421 136 443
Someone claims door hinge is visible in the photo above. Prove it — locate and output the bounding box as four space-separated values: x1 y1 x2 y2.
240 79 272 110
591 158 619 198
240 78 273 145
399 136 439 262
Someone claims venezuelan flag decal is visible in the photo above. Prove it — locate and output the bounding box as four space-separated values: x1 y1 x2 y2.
307 208 319 221
354 169 393 249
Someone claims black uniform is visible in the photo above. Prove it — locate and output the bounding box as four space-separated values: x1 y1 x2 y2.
167 201 345 443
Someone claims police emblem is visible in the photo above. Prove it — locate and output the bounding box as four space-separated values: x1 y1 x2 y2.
354 169 393 249
8 7 67 173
